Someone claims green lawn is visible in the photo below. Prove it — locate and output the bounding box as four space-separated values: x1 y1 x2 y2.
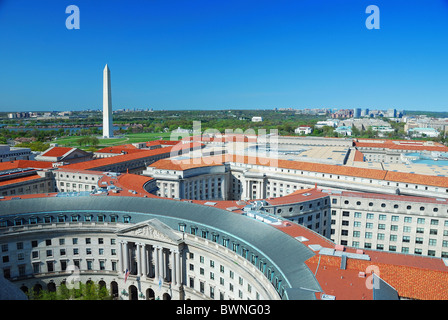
53 132 176 149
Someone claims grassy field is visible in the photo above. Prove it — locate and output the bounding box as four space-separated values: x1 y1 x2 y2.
53 132 175 148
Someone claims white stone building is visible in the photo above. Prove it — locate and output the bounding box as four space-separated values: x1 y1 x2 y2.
142 159 229 200
0 145 33 163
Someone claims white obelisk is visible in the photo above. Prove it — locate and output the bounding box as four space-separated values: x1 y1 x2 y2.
103 64 113 138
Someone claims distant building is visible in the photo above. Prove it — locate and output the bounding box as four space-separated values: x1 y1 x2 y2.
35 147 93 164
0 160 55 197
142 158 229 200
408 127 440 138
0 145 33 162
315 120 338 129
353 108 361 118
173 127 193 134
371 126 395 137
251 116 263 122
294 126 313 135
387 109 397 118
335 126 352 136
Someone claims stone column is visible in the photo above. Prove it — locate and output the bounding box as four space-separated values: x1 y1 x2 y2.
136 243 142 276
149 245 154 278
123 241 129 273
169 249 174 283
180 249 184 285
154 246 160 280
174 250 181 286
161 248 166 279
158 246 164 281
118 241 123 274
201 179 205 200
142 244 147 278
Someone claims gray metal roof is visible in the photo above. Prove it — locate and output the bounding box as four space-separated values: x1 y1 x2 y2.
0 196 322 299
0 275 27 300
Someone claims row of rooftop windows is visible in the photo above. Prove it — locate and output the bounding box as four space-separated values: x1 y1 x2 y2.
348 241 448 258
334 198 447 212
334 210 448 226
177 222 285 297
0 214 132 228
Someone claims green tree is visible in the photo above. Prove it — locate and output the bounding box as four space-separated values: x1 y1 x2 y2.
28 282 112 300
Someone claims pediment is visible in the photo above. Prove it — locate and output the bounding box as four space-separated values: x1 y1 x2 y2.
116 218 183 245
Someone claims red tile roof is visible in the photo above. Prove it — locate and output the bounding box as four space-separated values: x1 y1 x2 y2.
0 174 43 187
353 150 365 162
146 140 180 147
95 144 138 154
354 138 448 152
62 146 174 171
266 188 327 205
208 153 448 188
40 147 74 157
0 160 54 171
148 158 225 171
275 220 448 300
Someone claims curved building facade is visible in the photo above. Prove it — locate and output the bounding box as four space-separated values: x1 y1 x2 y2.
0 196 321 300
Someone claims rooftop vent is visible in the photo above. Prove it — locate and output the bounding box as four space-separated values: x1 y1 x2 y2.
442 258 448 267
340 254 347 270
308 244 322 251
295 236 309 242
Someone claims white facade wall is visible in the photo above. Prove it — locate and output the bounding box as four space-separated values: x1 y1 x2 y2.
54 171 103 193
329 194 448 258
0 221 279 300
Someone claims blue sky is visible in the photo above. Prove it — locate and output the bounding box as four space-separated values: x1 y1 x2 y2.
0 0 447 112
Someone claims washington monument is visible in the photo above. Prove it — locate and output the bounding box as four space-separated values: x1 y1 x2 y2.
103 64 113 138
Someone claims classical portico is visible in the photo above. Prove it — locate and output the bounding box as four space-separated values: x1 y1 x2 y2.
116 219 185 299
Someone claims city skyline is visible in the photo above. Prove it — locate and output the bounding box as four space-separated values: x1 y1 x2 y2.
0 0 447 111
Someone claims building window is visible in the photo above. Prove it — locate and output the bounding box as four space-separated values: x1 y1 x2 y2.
47 261 54 272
